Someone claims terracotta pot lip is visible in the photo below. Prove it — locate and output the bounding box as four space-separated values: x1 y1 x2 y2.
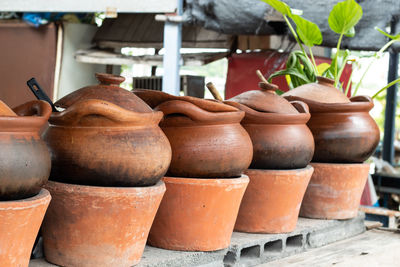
0 116 47 133
163 174 249 185
246 165 314 174
0 189 50 209
311 162 370 168
45 180 166 195
224 101 310 124
284 95 373 112
242 112 310 125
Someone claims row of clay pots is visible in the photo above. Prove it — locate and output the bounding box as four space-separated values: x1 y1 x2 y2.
0 73 378 266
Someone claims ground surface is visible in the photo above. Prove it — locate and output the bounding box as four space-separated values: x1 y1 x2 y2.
265 229 400 267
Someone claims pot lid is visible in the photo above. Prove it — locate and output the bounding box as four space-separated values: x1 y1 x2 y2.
55 73 152 113
0 100 17 116
282 76 350 103
227 82 299 114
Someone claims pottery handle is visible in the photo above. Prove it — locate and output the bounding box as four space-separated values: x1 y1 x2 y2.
13 100 52 120
349 95 372 103
290 101 309 114
155 100 235 122
50 99 158 126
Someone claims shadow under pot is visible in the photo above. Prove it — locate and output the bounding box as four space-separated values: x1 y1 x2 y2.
153 99 253 178
0 100 51 200
284 95 380 163
225 100 314 169
43 98 172 187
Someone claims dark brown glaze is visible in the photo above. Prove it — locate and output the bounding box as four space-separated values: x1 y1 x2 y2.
44 99 172 186
134 89 253 178
225 100 314 169
284 95 380 163
0 100 51 200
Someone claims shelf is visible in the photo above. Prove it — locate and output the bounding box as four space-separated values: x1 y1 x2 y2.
0 0 177 13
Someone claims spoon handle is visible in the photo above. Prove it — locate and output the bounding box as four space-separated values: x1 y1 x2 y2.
27 78 58 112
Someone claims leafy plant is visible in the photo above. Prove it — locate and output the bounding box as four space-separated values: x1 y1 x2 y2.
262 0 361 88
261 0 400 99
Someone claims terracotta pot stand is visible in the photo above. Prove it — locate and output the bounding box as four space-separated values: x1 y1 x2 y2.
300 162 370 219
148 175 249 251
42 180 166 267
0 189 51 267
235 166 313 234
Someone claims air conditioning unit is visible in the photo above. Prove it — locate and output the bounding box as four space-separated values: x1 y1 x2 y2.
132 75 205 98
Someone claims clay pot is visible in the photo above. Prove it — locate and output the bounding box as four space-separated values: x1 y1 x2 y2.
282 76 350 103
300 162 369 219
44 74 171 186
0 100 51 200
0 189 51 267
235 167 313 233
225 84 314 169
284 95 380 163
135 89 253 178
42 180 166 267
148 175 249 251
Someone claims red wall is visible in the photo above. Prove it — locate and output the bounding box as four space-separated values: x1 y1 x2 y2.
225 51 352 99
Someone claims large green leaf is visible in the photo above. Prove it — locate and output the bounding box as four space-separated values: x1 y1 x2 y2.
291 15 322 47
328 0 362 35
260 0 292 16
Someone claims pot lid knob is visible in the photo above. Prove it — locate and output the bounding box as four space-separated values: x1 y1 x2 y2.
258 82 278 93
316 76 335 87
95 73 125 86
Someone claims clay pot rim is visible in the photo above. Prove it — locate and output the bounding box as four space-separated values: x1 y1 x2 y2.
49 99 164 127
45 180 166 196
157 100 245 126
0 189 50 209
247 165 314 174
284 95 373 113
163 174 249 185
310 162 370 168
224 101 310 125
0 100 52 133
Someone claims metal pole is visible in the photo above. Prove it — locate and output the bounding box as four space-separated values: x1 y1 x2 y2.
161 0 183 95
382 19 399 165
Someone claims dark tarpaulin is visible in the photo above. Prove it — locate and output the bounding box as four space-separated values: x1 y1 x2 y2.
183 0 400 51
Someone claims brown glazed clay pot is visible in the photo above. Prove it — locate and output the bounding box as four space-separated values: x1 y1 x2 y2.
300 163 369 219
148 175 249 251
235 167 313 233
284 95 380 163
225 84 314 169
44 74 171 186
135 89 253 178
42 180 165 267
0 189 51 267
0 100 51 200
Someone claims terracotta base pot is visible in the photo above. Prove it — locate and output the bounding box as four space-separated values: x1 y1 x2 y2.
42 180 165 267
235 167 313 234
300 162 369 219
148 175 249 251
0 189 51 267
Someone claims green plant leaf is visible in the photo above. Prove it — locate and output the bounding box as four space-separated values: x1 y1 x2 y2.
260 0 292 16
291 15 322 47
375 27 400 40
328 0 362 35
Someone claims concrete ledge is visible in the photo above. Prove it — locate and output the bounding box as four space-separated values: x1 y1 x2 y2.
29 213 365 267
